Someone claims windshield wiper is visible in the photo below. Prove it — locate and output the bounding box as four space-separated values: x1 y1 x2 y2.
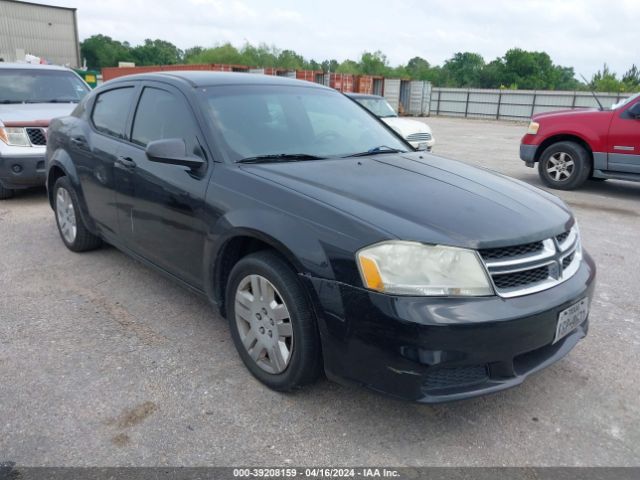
237 153 326 164
0 100 25 104
344 146 406 158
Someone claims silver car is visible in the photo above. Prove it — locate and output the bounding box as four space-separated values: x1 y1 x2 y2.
0 63 90 199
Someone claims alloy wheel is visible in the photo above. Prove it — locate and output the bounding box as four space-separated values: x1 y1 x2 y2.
56 187 77 244
546 152 575 181
234 274 294 374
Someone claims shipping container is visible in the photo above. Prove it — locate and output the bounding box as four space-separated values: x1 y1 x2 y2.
328 73 355 93
383 78 401 112
295 70 324 84
407 81 432 116
399 80 411 115
101 63 213 81
372 77 384 96
355 75 373 94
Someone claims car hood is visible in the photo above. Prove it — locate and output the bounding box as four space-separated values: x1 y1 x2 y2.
241 152 573 249
0 103 77 126
382 116 431 136
532 107 609 121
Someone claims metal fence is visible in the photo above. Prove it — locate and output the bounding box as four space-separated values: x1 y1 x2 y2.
429 88 632 121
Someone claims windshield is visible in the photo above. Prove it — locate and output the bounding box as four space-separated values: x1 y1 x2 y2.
202 85 407 161
610 92 640 110
0 69 90 104
353 97 397 118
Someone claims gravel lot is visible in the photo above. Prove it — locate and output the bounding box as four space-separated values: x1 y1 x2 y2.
1 116 638 467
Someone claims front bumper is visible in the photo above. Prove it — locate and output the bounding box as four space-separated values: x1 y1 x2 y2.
0 150 47 189
409 138 435 151
303 252 596 403
520 143 538 167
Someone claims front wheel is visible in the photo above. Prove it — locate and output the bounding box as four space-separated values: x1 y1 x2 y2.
53 176 102 252
538 141 591 190
226 251 322 391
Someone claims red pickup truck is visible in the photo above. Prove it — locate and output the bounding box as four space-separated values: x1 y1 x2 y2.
520 92 640 190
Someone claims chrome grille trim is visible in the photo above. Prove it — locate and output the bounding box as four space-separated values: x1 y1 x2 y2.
480 226 581 298
406 132 432 142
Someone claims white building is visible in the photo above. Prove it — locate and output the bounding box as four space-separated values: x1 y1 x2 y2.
0 0 80 67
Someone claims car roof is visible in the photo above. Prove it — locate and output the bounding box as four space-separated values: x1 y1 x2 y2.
107 71 332 90
0 62 72 71
346 93 384 100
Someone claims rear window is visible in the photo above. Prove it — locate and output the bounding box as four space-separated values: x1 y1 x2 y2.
0 68 90 104
91 87 135 139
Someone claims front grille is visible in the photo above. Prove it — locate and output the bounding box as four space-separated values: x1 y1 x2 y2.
562 253 574 269
480 226 581 298
26 127 47 146
493 265 550 289
556 231 570 244
406 132 432 142
479 241 543 260
423 366 488 391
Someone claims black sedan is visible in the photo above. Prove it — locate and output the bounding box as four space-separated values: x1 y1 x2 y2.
45 72 595 403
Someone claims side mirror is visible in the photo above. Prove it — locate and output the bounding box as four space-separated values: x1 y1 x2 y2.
627 102 640 119
145 138 205 170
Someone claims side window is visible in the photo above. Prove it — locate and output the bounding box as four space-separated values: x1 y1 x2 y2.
131 87 202 157
91 87 134 138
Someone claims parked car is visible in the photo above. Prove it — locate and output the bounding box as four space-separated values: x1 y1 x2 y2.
347 93 435 151
0 63 90 199
46 72 595 403
520 92 640 190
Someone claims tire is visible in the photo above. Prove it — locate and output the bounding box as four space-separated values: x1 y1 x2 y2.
226 251 322 391
0 183 14 200
53 176 102 252
538 141 591 190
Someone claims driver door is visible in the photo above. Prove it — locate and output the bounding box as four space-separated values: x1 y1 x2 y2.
608 100 640 174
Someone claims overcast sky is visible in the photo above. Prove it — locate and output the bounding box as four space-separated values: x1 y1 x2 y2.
37 0 638 77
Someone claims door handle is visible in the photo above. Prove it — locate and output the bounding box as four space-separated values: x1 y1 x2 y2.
70 137 87 149
116 156 137 169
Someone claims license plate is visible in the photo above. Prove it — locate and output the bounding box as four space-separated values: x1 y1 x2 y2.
554 298 589 344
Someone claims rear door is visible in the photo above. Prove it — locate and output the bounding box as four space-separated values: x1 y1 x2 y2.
115 83 212 288
607 98 640 174
76 84 137 237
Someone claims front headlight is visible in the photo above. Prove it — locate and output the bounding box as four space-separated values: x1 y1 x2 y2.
526 121 540 135
0 127 31 146
356 241 493 296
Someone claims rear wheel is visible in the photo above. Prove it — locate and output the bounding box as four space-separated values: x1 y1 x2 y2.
0 184 14 200
538 141 591 190
53 176 102 252
226 251 322 391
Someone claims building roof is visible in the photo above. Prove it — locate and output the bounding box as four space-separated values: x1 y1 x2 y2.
0 0 76 11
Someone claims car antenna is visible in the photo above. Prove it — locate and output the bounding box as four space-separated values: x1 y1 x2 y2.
579 74 604 111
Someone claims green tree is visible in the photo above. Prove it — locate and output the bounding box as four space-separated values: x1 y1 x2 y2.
442 52 485 87
359 51 389 76
80 34 133 69
406 56 431 80
130 39 183 66
589 64 624 92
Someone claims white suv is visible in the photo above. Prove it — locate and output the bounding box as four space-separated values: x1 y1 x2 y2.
0 63 90 199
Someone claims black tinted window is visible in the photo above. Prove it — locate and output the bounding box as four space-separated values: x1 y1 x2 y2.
131 87 200 155
92 87 134 138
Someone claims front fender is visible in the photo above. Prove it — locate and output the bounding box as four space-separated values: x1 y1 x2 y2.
46 148 97 233
203 207 337 301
